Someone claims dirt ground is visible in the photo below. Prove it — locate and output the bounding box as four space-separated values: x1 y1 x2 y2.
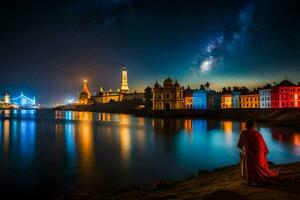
108 162 300 200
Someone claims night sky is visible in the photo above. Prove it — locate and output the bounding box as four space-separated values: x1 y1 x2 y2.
0 0 299 105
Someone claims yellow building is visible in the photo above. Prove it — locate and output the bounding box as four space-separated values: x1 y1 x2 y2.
94 87 121 104
221 94 232 109
152 78 184 110
240 92 259 108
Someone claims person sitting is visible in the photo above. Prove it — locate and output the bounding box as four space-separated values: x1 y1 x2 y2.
238 120 278 186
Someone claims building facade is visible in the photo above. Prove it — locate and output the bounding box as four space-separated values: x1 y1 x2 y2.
12 92 36 108
259 89 271 108
207 91 221 109
240 92 259 108
192 90 207 109
232 91 241 108
184 90 193 109
271 80 300 108
152 78 184 110
221 94 232 109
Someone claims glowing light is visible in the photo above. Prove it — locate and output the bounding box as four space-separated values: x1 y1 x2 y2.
65 98 74 104
293 133 300 146
200 58 214 73
224 121 233 134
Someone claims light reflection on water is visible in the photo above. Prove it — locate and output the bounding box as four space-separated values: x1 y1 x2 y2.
0 109 300 198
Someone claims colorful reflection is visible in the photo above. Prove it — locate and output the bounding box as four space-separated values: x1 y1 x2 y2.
223 121 233 134
3 120 10 156
119 126 131 166
98 113 112 122
293 133 300 146
20 120 36 158
119 114 130 126
1 110 300 197
64 123 76 159
184 119 193 133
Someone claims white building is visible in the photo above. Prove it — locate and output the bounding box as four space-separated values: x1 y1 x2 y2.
259 89 271 108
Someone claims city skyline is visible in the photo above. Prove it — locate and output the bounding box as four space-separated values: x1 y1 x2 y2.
0 0 300 105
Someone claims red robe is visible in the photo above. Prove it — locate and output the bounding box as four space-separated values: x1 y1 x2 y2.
238 129 278 182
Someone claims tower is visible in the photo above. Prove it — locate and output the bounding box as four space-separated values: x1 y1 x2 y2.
120 66 129 93
79 79 92 104
3 92 10 104
82 79 91 98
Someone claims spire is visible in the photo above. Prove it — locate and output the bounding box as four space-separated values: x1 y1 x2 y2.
120 65 129 93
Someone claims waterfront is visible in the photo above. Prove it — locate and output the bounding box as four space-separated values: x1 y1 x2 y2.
0 110 300 198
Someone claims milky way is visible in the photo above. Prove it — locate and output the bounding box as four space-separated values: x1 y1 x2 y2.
192 3 255 75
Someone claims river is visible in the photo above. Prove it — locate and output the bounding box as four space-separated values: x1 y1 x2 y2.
0 109 299 198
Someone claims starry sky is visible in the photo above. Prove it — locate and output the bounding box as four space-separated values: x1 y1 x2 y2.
0 0 299 105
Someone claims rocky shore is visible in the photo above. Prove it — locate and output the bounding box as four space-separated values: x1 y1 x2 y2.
109 162 300 200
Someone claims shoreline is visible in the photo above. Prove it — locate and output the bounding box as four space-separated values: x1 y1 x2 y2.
109 161 300 200
55 160 300 200
55 104 300 127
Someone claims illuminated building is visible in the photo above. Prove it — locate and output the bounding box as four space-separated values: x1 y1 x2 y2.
3 92 10 104
184 87 193 109
81 67 143 105
192 89 207 109
120 66 130 94
94 88 120 103
271 80 300 108
152 78 184 110
12 92 36 108
259 88 271 108
207 91 221 109
221 94 232 109
232 91 241 108
240 92 259 108
79 79 92 104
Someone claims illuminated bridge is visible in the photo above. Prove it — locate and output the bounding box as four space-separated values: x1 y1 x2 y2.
12 92 36 108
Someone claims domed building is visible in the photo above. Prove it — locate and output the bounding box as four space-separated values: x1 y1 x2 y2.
152 77 184 110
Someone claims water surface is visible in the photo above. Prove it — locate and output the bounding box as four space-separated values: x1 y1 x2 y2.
0 109 300 198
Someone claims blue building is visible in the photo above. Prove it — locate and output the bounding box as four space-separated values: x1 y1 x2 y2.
192 90 207 109
12 92 36 108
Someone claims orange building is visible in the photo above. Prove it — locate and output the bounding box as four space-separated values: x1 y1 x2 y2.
240 92 259 108
221 94 232 109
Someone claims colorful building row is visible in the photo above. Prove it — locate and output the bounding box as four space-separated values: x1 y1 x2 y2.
152 79 300 110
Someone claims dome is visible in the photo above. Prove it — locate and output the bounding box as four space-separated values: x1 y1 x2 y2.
163 77 173 86
174 80 180 87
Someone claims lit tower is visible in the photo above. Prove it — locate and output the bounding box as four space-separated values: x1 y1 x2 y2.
82 79 91 98
3 92 10 104
120 66 130 93
79 79 92 104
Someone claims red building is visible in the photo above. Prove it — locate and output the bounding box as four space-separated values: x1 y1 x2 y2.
271 80 300 108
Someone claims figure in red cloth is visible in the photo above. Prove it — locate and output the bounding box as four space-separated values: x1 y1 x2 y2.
238 120 278 185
